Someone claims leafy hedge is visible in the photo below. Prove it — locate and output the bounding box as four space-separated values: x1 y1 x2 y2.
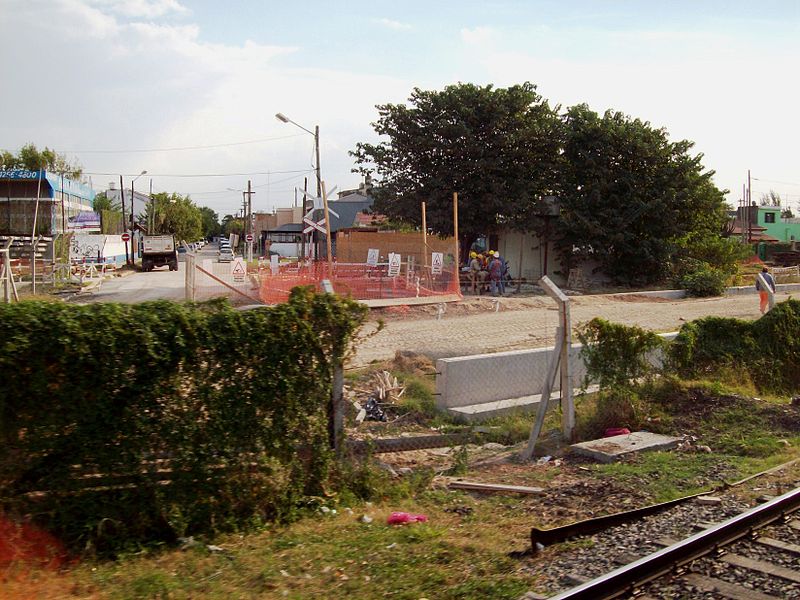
669 299 800 392
577 318 665 389
0 288 366 554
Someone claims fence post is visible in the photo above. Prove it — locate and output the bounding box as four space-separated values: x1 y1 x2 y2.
330 359 345 452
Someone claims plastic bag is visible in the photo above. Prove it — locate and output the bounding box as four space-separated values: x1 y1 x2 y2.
387 511 428 525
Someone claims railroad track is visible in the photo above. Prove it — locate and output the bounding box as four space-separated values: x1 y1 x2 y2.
534 486 800 600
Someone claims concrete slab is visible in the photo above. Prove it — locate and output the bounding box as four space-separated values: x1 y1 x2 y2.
570 431 680 463
445 385 599 422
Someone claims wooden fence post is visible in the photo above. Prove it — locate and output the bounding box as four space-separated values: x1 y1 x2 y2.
330 360 345 452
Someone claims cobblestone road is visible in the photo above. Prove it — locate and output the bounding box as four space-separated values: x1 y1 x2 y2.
351 291 789 367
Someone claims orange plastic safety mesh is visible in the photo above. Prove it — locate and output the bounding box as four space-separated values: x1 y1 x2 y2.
258 261 462 304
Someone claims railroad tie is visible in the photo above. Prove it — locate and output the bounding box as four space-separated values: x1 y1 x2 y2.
755 536 800 556
721 553 800 583
683 573 779 600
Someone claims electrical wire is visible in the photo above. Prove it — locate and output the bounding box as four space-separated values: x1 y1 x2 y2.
83 168 314 178
57 133 307 154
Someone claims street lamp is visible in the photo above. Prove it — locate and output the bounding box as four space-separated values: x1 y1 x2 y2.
275 112 321 198
130 170 146 262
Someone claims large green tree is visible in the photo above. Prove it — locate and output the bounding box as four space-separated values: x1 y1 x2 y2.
142 192 203 241
1 143 83 180
351 82 563 253
557 105 728 284
199 206 221 239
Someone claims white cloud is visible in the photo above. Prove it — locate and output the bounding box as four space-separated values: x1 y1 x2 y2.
460 26 494 45
374 17 412 31
0 0 409 215
90 0 189 18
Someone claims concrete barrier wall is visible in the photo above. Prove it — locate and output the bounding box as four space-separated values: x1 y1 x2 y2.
436 332 677 410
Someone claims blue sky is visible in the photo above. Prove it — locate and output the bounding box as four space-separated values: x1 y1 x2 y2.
2 0 800 216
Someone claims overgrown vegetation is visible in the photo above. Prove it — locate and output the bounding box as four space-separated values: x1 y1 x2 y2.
0 289 366 555
670 299 800 393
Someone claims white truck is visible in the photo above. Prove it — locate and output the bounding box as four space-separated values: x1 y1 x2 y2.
142 235 178 272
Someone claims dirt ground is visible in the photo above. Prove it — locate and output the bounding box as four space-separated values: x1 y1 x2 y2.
352 291 793 367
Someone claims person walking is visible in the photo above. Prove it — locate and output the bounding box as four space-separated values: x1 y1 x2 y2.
756 266 776 314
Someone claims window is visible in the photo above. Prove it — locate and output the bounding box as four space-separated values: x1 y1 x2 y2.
765 212 776 224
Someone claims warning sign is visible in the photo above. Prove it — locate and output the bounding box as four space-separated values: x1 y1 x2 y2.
387 253 401 277
431 252 444 275
231 256 246 283
366 248 379 267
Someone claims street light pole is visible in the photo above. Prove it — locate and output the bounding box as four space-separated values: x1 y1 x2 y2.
275 112 321 197
129 170 147 264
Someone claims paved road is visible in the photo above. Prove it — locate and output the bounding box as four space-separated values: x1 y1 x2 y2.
351 291 790 367
78 245 218 304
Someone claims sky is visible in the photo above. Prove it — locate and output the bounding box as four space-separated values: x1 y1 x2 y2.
2 0 800 217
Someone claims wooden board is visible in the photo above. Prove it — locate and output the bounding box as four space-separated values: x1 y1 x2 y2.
722 553 800 583
447 480 544 495
683 573 779 600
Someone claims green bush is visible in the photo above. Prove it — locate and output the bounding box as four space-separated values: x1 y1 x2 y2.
669 299 800 393
577 318 664 389
0 288 366 554
679 263 728 297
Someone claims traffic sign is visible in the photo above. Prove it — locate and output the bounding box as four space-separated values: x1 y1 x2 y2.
245 233 254 242
366 248 379 267
431 252 444 275
231 257 246 282
121 233 131 242
303 216 327 234
388 253 401 277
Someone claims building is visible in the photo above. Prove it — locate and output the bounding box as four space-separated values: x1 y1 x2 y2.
732 204 800 243
0 168 96 258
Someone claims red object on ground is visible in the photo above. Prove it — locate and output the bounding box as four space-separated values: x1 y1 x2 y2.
387 512 428 525
0 516 67 568
604 427 631 437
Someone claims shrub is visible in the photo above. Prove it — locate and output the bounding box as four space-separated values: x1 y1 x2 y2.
679 263 728 297
0 288 366 554
668 299 800 393
577 318 664 389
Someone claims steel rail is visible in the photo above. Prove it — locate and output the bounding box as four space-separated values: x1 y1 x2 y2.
547 486 800 600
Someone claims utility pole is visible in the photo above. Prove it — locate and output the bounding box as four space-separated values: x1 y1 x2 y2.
315 125 321 198
748 169 752 244
120 175 129 265
243 180 255 262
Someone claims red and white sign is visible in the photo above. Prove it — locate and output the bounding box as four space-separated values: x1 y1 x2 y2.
121 233 131 242
245 234 254 242
303 216 327 234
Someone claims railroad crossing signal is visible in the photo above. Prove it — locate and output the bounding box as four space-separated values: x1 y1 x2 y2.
303 216 327 234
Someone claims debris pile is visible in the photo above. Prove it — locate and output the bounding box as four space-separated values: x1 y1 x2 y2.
349 370 406 425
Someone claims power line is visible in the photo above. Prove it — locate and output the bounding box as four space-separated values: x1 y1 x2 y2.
56 133 307 154
752 177 800 187
84 168 314 178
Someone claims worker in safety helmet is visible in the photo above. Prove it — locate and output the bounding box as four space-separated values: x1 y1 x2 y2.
488 252 504 296
468 251 486 295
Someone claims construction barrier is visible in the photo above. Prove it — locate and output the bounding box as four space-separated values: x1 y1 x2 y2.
259 259 462 305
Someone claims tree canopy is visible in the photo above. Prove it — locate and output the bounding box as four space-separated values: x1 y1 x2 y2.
557 105 728 284
142 193 204 242
353 83 729 284
352 83 562 252
1 143 83 180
